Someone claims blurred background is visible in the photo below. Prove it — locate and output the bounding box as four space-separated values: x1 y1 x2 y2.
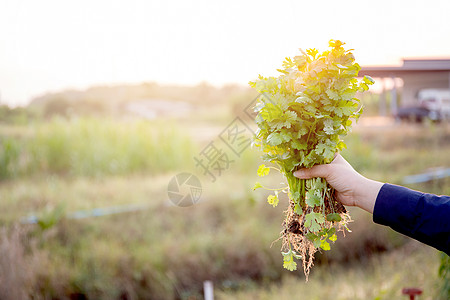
0 0 449 299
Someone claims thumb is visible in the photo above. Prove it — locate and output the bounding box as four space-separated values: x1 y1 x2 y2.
293 164 331 179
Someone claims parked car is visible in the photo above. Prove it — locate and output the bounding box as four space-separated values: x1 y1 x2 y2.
396 106 436 122
396 89 450 122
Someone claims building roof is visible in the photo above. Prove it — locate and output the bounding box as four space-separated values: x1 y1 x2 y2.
359 58 450 77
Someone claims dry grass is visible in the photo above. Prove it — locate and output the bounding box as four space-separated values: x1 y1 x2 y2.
217 241 441 300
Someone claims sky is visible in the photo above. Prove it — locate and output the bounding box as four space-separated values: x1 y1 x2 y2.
1 0 450 106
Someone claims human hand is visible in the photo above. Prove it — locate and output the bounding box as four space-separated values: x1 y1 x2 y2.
293 154 383 214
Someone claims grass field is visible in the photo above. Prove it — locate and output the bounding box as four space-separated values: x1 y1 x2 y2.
217 241 440 300
0 114 449 299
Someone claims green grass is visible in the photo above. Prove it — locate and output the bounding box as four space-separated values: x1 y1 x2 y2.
0 118 196 179
0 174 172 224
0 119 449 299
345 123 450 195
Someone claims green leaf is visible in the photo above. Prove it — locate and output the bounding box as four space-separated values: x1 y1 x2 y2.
313 238 321 248
335 101 358 117
323 119 335 135
282 57 296 69
291 139 307 150
297 127 309 137
291 191 301 201
294 203 303 215
282 250 299 271
266 130 292 146
315 143 335 160
294 55 307 68
267 194 279 207
260 102 283 122
284 111 298 123
257 164 270 177
306 48 319 58
304 103 316 113
363 75 375 85
341 89 356 101
326 227 336 236
252 182 263 191
280 131 292 143
337 140 347 151
329 39 344 48
296 96 312 104
317 228 327 237
304 212 324 232
283 258 296 271
336 63 348 69
312 177 326 190
326 89 340 100
305 190 321 207
306 232 318 242
266 132 283 146
326 213 342 222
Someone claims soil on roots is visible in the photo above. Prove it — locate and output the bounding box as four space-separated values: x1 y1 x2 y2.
279 191 351 280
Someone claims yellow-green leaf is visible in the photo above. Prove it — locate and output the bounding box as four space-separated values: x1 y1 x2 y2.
320 240 331 251
267 194 279 207
257 164 270 177
329 234 337 242
252 182 263 191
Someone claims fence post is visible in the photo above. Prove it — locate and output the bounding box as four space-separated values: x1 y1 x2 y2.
203 280 214 300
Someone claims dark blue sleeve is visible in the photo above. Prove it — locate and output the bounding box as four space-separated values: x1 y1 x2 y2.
373 183 450 254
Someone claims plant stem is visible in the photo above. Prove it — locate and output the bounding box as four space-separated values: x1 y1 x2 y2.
285 171 306 209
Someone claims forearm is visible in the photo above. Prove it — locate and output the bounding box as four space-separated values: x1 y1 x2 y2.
373 183 450 254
